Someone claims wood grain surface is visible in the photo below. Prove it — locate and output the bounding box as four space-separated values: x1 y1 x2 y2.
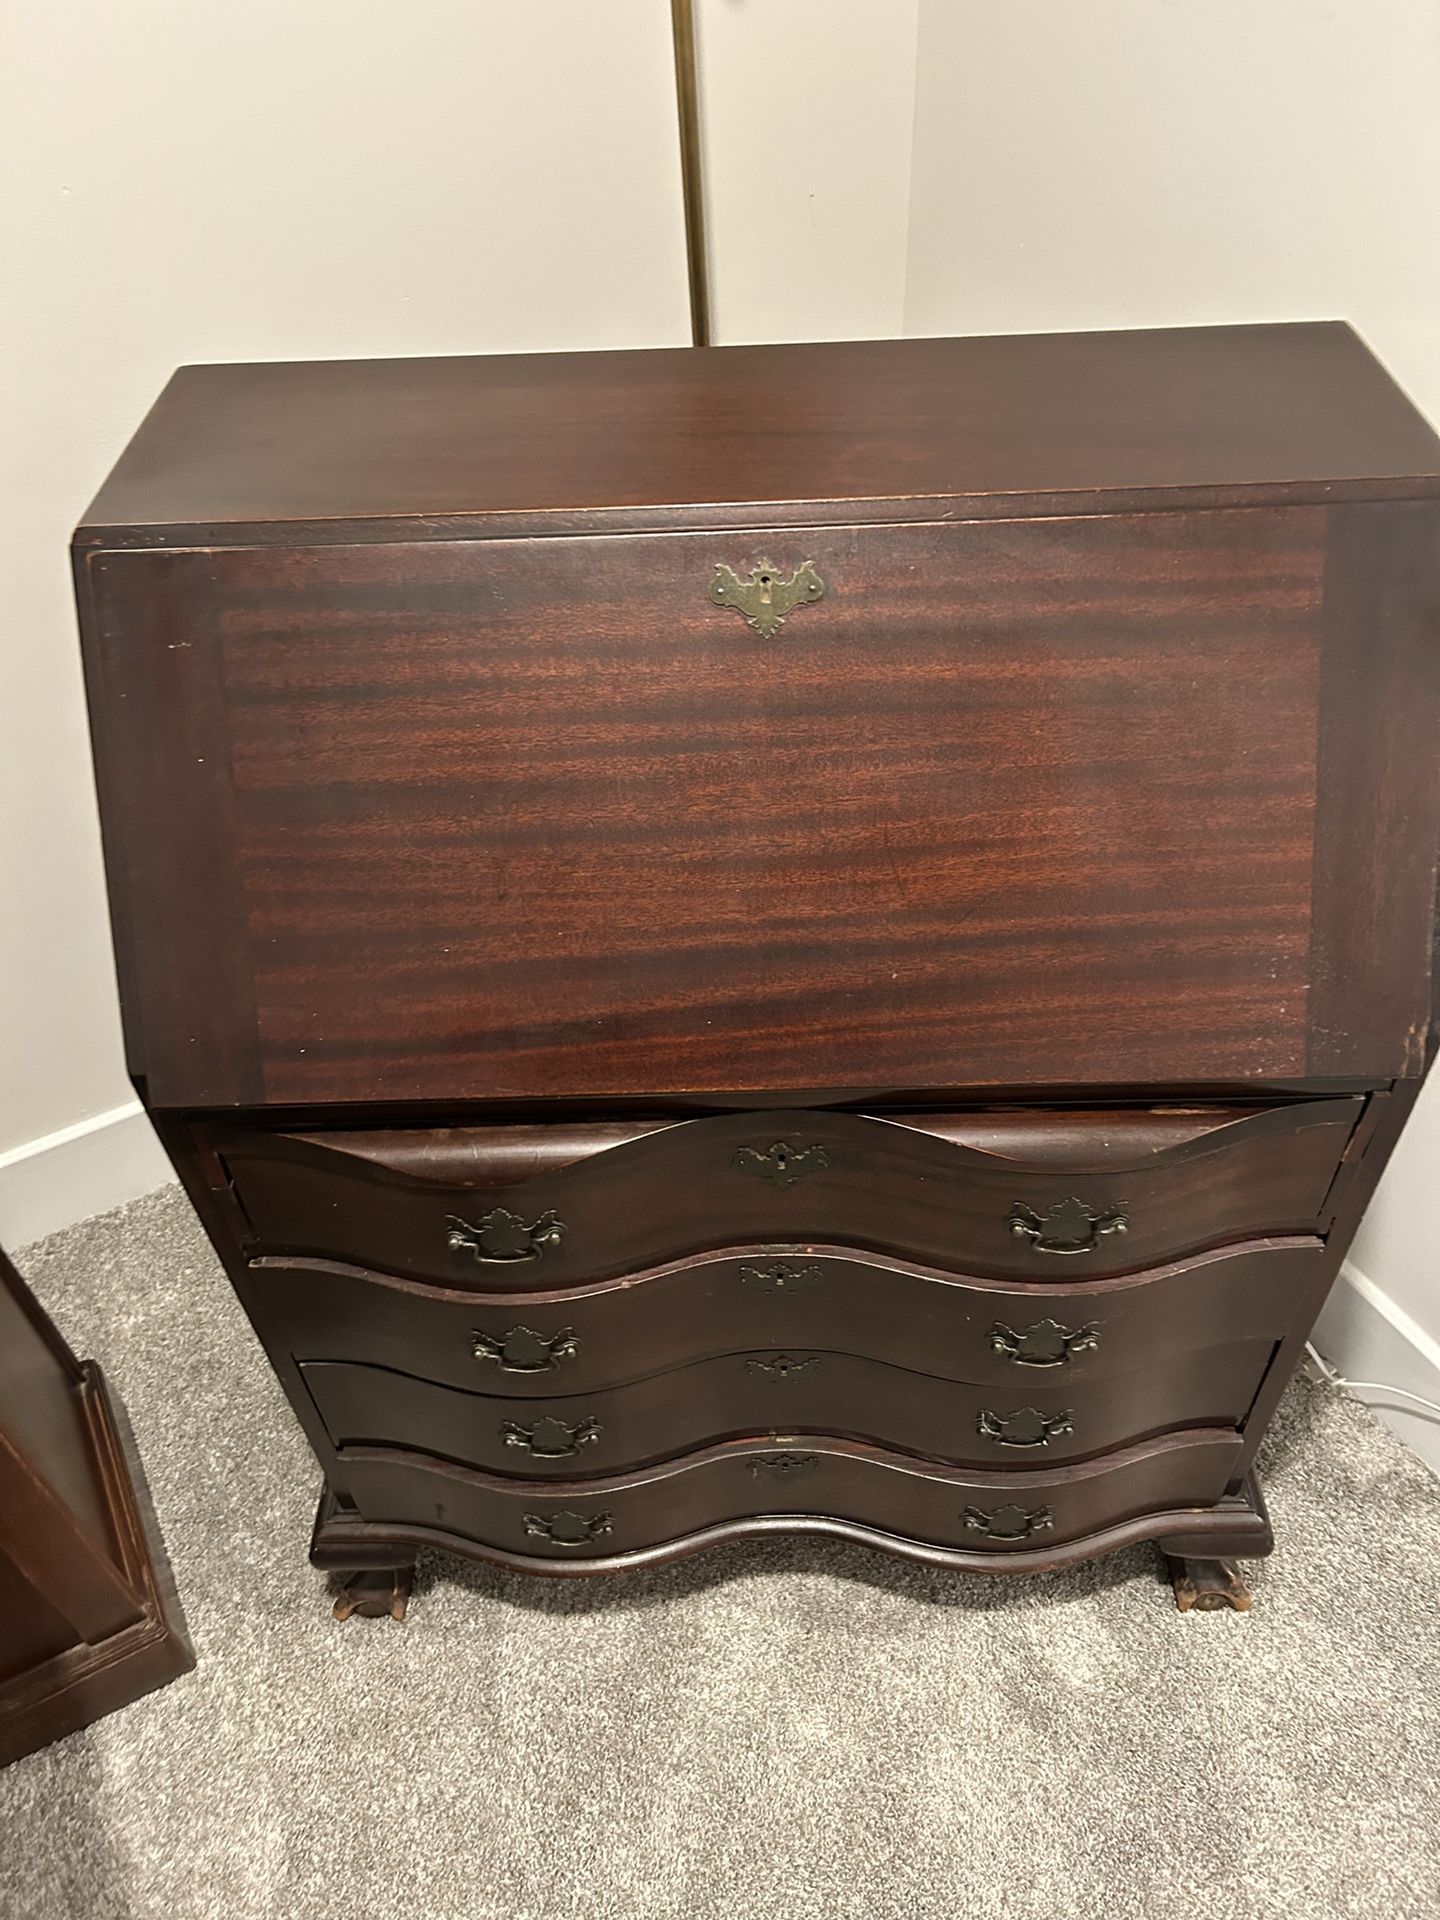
87 506 1340 1103
0 1248 192 1764
243 1238 1323 1399
308 1471 1274 1582
333 1429 1245 1561
221 1102 1358 1287
302 1338 1277 1478
76 323 1440 545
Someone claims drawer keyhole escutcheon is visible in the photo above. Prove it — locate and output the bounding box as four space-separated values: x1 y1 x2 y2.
747 1451 820 1480
976 1406 1074 1449
472 1326 579 1373
733 1142 831 1188
964 1504 1054 1541
746 1353 821 1380
501 1415 601 1458
1007 1197 1129 1256
709 558 824 639
523 1509 612 1547
739 1261 823 1293
988 1320 1099 1368
447 1207 566 1264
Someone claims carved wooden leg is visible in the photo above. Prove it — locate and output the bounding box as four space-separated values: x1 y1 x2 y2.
331 1564 414 1623
310 1483 417 1622
1156 1471 1269 1612
1165 1555 1254 1613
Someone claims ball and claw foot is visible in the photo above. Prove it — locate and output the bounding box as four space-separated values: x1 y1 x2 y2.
332 1566 413 1622
1167 1555 1253 1613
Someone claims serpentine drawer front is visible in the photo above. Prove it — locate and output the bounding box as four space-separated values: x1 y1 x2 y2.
244 1239 1323 1398
330 1431 1248 1563
76 326 1440 1612
300 1339 1278 1477
218 1100 1359 1288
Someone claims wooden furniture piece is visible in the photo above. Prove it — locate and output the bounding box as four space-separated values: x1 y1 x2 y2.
0 1245 192 1763
73 324 1440 1617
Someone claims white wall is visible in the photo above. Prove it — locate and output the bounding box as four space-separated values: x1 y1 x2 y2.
696 0 920 344
0 0 691 1238
904 0 1440 421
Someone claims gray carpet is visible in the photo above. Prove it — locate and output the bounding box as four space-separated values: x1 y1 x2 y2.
4 1188 1440 1920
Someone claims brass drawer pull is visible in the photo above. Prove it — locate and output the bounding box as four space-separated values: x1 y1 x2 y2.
1008 1197 1128 1256
733 1141 831 1188
523 1509 612 1547
976 1406 1074 1449
709 558 824 639
988 1320 1099 1368
747 1451 819 1480
472 1325 579 1373
746 1353 821 1380
739 1261 823 1293
501 1415 601 1458
963 1504 1054 1542
447 1207 566 1264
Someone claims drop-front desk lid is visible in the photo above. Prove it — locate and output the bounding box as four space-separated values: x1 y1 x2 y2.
74 325 1440 1108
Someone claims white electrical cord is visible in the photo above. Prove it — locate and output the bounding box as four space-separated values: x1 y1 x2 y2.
1304 1342 1440 1420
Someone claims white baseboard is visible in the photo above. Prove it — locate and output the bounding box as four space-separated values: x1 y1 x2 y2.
0 1101 175 1250
1311 1260 1440 1478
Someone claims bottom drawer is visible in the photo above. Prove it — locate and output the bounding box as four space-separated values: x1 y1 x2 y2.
302 1339 1275 1475
335 1428 1244 1561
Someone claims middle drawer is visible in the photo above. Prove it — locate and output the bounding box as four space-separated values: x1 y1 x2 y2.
244 1235 1321 1399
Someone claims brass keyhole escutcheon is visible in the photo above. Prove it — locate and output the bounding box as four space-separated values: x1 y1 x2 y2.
739 1261 823 1293
709 559 825 639
733 1141 830 1188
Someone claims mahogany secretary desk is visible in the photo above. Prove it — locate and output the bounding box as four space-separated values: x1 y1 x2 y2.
75 323 1440 1617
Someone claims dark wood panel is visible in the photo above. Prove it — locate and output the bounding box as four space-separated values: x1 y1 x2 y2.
310 1469 1273 1582
83 508 1328 1105
78 549 262 1102
76 324 1440 546
0 1249 192 1766
244 1238 1323 1399
1309 501 1440 1077
287 1100 1313 1178
335 1429 1245 1561
0 1562 76 1688
0 1250 115 1553
302 1337 1274 1478
222 1102 1357 1288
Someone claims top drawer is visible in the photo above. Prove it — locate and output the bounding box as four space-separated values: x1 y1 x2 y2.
218 1098 1360 1289
79 505 1440 1105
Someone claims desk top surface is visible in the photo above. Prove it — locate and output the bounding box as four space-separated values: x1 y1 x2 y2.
78 322 1440 546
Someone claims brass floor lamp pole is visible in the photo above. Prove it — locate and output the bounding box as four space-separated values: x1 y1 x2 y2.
670 0 711 346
